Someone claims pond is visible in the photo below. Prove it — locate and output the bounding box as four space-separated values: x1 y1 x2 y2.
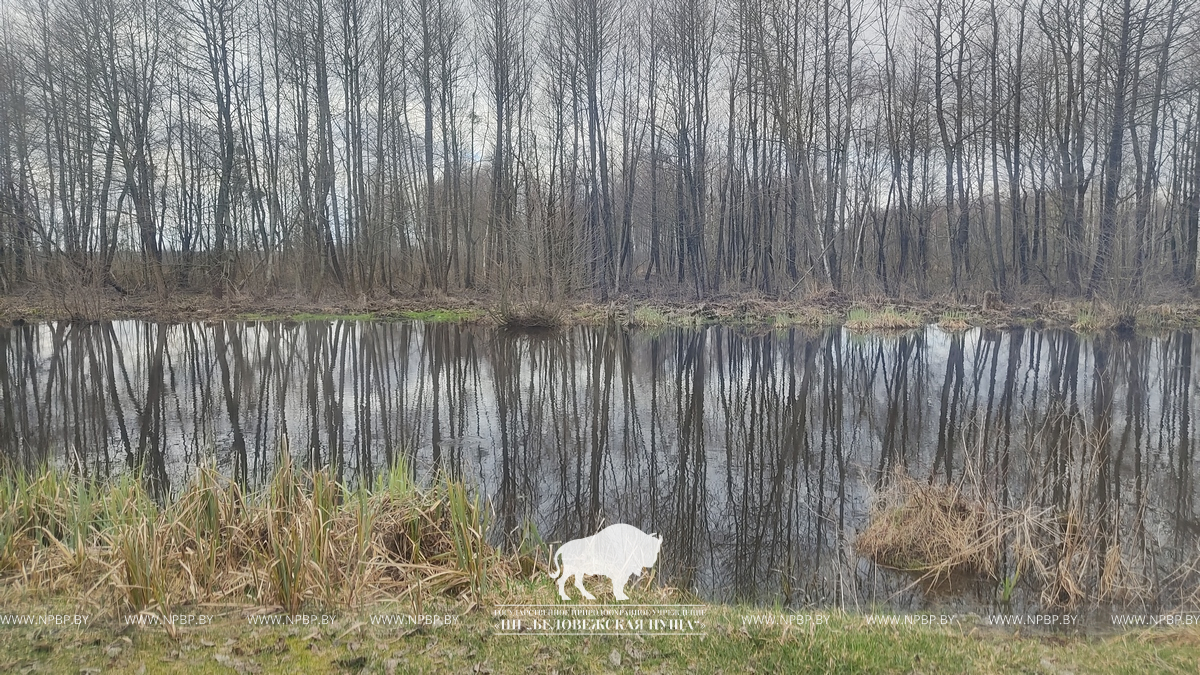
1 320 1197 614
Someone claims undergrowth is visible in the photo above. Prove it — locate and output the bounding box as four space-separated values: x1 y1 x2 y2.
492 299 564 329
845 306 923 332
0 446 512 619
856 467 1169 611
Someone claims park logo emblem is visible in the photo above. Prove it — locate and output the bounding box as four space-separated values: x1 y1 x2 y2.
550 524 662 601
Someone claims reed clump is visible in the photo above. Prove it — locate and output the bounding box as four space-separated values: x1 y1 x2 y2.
845 306 923 332
856 469 1164 611
0 453 509 616
493 299 564 329
1071 308 1101 332
628 305 671 328
937 311 971 332
855 473 999 579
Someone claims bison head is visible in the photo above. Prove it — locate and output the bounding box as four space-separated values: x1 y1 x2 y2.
640 532 663 569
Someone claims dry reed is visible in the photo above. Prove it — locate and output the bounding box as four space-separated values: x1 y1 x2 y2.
493 299 564 329
845 306 924 332
856 467 1177 611
855 473 1000 580
0 451 511 617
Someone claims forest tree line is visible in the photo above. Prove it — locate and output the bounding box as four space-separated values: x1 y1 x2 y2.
0 0 1198 301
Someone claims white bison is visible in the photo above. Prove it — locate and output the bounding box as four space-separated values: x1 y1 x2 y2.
550 524 662 601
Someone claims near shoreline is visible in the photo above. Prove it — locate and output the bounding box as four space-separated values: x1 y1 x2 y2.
3 288 1199 333
1 445 1198 672
2 592 1199 674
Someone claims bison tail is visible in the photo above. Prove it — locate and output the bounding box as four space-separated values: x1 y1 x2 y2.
549 547 563 579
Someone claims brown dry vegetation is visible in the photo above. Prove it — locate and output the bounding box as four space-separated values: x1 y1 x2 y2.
856 468 1182 611
491 298 566 329
0 445 515 622
5 285 1199 333
855 474 1000 579
845 306 925 332
937 311 973 331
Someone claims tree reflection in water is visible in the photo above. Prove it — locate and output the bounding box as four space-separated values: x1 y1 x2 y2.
1 320 1196 611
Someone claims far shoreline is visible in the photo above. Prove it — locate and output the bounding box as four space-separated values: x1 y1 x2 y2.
2 288 1198 333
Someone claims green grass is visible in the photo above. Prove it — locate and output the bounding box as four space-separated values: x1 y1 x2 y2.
4 594 1200 674
628 306 671 328
845 306 924 333
1072 308 1100 333
395 309 481 322
938 310 972 332
769 310 839 329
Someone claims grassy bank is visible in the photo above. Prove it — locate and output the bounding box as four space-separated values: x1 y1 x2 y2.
4 592 1200 674
3 286 1200 333
3 465 1200 672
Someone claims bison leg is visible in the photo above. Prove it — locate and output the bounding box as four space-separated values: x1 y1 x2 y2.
574 570 596 600
611 574 630 601
557 568 572 600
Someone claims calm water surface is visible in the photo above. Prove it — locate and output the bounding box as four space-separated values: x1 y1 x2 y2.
2 320 1197 612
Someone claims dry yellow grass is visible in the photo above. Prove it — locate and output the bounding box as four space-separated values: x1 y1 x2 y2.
856 469 1168 611
845 306 924 332
855 473 1000 580
0 445 515 619
492 299 564 328
938 311 972 332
